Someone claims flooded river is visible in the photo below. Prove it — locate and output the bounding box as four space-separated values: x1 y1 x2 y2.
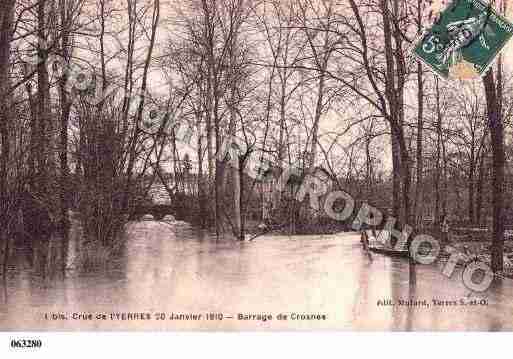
1 219 512 331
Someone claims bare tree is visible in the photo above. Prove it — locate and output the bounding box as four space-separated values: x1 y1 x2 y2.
0 0 17 272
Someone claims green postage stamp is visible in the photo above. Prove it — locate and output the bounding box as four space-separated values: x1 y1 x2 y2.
413 0 513 80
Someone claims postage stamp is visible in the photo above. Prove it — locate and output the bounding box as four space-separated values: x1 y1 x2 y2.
414 0 513 80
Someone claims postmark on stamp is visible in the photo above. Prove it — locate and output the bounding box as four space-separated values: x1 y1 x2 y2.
414 0 513 80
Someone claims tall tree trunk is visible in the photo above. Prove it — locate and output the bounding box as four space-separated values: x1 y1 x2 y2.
382 0 409 225
434 77 443 224
0 0 16 273
228 14 242 240
228 79 241 240
365 129 373 198
33 0 52 276
475 151 486 226
468 158 475 224
483 69 505 273
308 71 326 169
414 64 424 228
441 129 448 216
414 1 424 230
239 158 245 240
197 117 207 227
37 0 51 194
201 0 219 236
0 0 15 198
58 0 72 274
399 131 411 227
391 136 401 220
205 79 214 180
278 81 286 165
232 155 242 239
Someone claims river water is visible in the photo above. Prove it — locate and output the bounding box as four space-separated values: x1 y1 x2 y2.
1 219 512 331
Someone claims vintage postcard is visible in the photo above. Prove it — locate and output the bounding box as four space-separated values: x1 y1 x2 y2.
1 0 513 340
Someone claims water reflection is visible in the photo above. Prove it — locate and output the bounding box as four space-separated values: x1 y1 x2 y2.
0 220 513 331
1 278 6 306
404 262 417 331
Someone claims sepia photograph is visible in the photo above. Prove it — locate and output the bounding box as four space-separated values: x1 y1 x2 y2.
1 0 513 350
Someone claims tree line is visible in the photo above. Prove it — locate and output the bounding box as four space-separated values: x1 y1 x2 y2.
0 0 511 274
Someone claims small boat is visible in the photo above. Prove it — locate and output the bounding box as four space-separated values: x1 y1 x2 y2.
363 230 410 257
368 246 410 258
